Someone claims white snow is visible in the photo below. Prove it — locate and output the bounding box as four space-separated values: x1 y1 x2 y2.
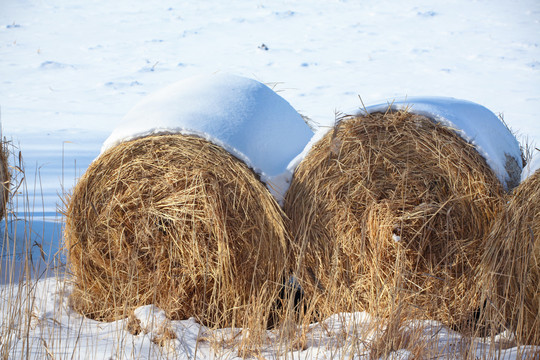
2 279 537 360
133 304 171 332
101 73 313 199
521 149 540 182
1 0 540 358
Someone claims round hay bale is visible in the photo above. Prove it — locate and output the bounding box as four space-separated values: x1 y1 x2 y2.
480 169 540 345
0 141 9 220
284 110 505 327
65 134 289 328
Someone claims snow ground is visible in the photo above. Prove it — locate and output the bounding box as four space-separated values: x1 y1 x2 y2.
1 0 540 213
1 0 540 358
2 276 538 360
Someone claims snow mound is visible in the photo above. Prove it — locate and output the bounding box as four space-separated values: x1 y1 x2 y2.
355 97 523 191
521 149 540 182
101 73 313 200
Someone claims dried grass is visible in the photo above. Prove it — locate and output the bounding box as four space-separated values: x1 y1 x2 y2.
479 169 540 345
64 134 290 329
0 140 9 220
284 110 505 329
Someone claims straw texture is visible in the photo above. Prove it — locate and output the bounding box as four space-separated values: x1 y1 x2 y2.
284 110 504 328
65 134 289 328
480 169 540 345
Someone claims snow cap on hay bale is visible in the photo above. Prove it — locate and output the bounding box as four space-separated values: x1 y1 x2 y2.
357 97 523 191
0 141 8 220
284 109 505 327
101 73 313 202
479 153 540 345
65 134 290 327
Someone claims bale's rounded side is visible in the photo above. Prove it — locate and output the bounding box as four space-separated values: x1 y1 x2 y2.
480 170 540 345
65 134 290 328
284 111 504 328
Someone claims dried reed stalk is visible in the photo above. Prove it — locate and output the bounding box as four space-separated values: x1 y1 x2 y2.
0 140 9 220
479 169 540 345
284 110 504 329
65 134 290 329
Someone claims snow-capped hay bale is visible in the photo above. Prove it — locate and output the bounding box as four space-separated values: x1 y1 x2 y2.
65 134 289 327
0 141 9 220
480 169 540 345
361 97 523 191
284 110 504 327
102 73 314 202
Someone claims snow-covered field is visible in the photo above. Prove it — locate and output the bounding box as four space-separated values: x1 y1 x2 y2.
1 0 540 358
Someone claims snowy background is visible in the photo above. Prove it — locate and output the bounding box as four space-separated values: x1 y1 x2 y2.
1 0 539 358
2 0 539 216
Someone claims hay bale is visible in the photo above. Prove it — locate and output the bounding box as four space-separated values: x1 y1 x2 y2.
480 169 540 345
65 134 290 328
0 141 9 220
361 97 523 191
284 110 504 327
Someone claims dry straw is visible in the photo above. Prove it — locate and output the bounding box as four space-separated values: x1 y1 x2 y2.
479 168 540 345
64 134 290 329
0 140 9 220
284 110 505 329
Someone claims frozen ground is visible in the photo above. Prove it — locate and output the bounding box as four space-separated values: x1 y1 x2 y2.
1 0 539 358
